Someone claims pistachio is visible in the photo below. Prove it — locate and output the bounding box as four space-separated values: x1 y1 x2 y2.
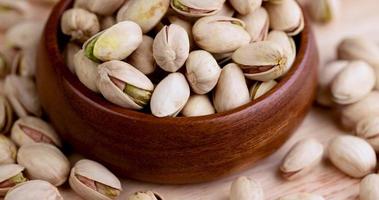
0 95 13 134
0 0 30 31
230 176 264 200
266 0 304 36
213 63 250 113
153 24 190 72
84 21 143 62
64 42 81 74
229 0 262 15
128 36 156 75
308 0 340 23
11 48 37 78
328 135 376 178
360 174 379 200
356 116 379 152
331 61 375 105
0 164 27 196
97 61 154 109
69 159 122 200
181 95 215 117
267 30 296 70
250 80 277 100
5 21 44 50
151 73 190 117
128 191 163 200
186 50 221 94
4 180 63 200
11 116 62 147
237 7 269 42
74 50 99 92
280 138 323 180
0 135 16 164
215 3 235 17
74 0 124 16
167 15 195 49
117 0 170 33
17 143 70 186
193 16 251 54
100 16 116 31
171 0 225 17
232 41 288 81
278 193 325 200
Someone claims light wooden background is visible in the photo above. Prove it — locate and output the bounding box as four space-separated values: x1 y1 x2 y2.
4 0 379 199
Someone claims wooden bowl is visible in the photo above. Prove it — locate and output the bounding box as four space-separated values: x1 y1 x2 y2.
36 0 318 184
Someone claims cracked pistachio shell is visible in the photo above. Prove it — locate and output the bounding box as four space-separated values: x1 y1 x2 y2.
328 135 376 178
266 0 304 36
153 24 190 72
232 41 288 81
74 0 124 16
193 16 250 54
117 0 170 33
69 159 122 200
171 0 225 17
181 95 215 117
128 191 163 200
64 42 81 74
11 48 37 78
186 50 221 94
250 80 277 100
4 75 42 117
17 143 70 186
280 138 323 180
213 63 250 113
214 3 235 17
229 0 262 15
278 193 325 200
230 176 264 200
11 116 61 147
84 21 143 62
151 73 190 117
100 16 116 30
0 164 27 196
0 0 30 31
5 21 44 50
61 8 100 43
128 36 156 75
237 7 269 42
0 96 13 134
4 180 63 200
356 116 379 152
267 30 296 70
0 135 16 164
167 15 195 49
331 61 376 105
74 50 99 92
360 174 379 200
97 60 154 109
308 0 340 23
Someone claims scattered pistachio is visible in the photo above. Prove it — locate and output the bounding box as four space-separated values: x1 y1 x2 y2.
0 135 16 164
250 80 277 100
4 180 63 200
74 0 124 16
181 95 215 117
5 21 44 50
360 174 379 200
230 176 264 200
0 164 27 196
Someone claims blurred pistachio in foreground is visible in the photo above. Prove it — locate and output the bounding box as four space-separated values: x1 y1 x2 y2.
360 174 379 200
0 164 27 196
128 191 164 200
5 21 44 50
74 50 99 93
308 0 340 23
4 180 63 200
0 96 13 135
74 0 124 15
0 135 16 164
230 176 264 200
181 95 215 117
250 80 277 100
278 193 325 200
0 0 30 31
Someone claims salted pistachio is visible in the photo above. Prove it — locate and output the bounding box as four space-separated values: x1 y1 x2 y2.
328 135 376 178
128 36 156 75
356 116 379 152
64 42 81 74
308 0 340 23
278 193 325 200
117 0 170 33
97 60 154 109
232 41 288 81
280 138 324 180
17 143 70 186
128 191 163 200
360 174 379 200
4 75 42 117
5 21 44 50
214 63 250 113
11 116 61 147
230 176 264 200
74 0 124 16
0 164 27 196
171 0 225 17
69 159 122 200
153 24 190 72
181 95 215 117
186 50 221 94
215 2 235 17
331 61 376 105
229 0 262 15
267 30 296 70
74 50 99 92
100 16 116 31
84 21 143 62
0 0 30 31
167 15 195 49
237 7 269 42
0 135 16 164
266 0 304 36
250 80 277 100
0 96 13 134
61 8 100 43
11 48 37 78
4 180 63 200
151 73 190 117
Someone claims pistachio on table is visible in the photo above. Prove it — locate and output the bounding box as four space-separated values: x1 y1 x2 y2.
230 176 264 200
74 0 124 16
181 95 215 117
308 0 340 23
69 159 122 200
5 21 44 50
0 164 27 196
360 174 379 200
356 116 379 152
250 80 277 100
229 0 262 15
278 193 325 200
0 135 16 164
4 180 63 200
128 191 163 200
237 7 269 42
128 35 156 75
74 50 100 92
0 95 13 134
170 0 225 18
64 42 81 74
0 0 30 31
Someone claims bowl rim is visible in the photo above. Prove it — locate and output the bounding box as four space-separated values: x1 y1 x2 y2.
44 0 311 124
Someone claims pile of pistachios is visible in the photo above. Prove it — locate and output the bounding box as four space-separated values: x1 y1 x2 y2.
60 0 304 117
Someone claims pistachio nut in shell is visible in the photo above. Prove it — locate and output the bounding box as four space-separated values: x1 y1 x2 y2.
64 42 81 74
186 50 221 94
153 24 190 72
74 0 124 15
17 143 70 186
213 63 250 113
128 191 163 200
232 41 288 81
128 36 156 75
278 193 325 200
117 0 170 33
0 164 27 196
267 30 296 70
4 180 63 200
171 0 225 17
100 16 116 31
69 159 122 200
328 135 376 178
84 21 143 62
356 116 379 152
266 0 304 36
230 176 264 200
0 135 16 164
250 80 277 100
193 16 251 54
237 7 269 42
0 0 30 31
181 95 215 117
308 0 340 23
331 61 375 105
280 138 324 180
0 95 13 134
151 73 190 117
215 2 235 17
5 21 43 50
360 174 379 200
74 50 99 92
229 0 262 15
11 48 37 78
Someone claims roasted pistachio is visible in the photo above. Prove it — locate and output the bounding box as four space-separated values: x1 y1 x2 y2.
128 191 163 200
4 180 63 200
5 21 44 50
356 116 379 152
64 42 81 74
74 50 99 92
181 95 215 117
0 164 27 196
278 193 325 200
0 96 13 134
308 0 340 23
267 30 296 70
237 7 269 42
74 0 124 16
171 0 225 17
128 36 156 75
0 0 30 31
360 174 379 200
230 176 264 200
0 135 16 164
250 80 277 100
229 0 262 15
11 48 37 78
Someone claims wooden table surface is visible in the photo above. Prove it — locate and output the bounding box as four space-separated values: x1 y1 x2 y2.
5 0 379 199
